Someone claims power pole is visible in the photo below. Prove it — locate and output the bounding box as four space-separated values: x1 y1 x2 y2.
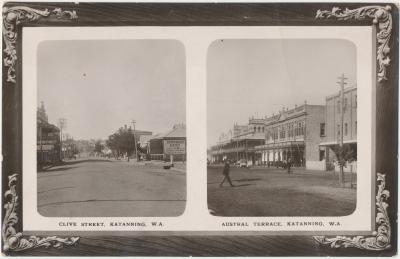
131 120 138 162
337 73 347 187
58 118 66 161
39 123 43 164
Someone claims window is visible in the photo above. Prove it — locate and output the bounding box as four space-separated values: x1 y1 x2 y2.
319 150 325 161
290 124 293 137
344 123 348 136
298 123 301 136
293 124 295 137
299 122 304 136
337 124 340 137
320 123 325 137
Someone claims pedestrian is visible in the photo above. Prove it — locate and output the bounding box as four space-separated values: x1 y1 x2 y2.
287 158 292 174
220 159 235 187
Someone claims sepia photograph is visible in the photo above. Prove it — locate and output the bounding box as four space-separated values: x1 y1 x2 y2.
36 40 186 217
207 39 358 216
2 2 397 256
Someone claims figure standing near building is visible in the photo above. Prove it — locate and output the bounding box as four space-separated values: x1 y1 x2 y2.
220 160 235 187
287 157 292 174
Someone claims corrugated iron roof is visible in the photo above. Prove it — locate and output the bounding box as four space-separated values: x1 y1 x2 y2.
150 124 186 140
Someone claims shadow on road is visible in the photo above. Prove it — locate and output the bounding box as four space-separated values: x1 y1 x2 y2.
234 178 261 182
38 186 75 194
233 183 253 187
63 159 114 165
38 166 78 173
38 198 187 208
208 178 261 185
38 159 114 172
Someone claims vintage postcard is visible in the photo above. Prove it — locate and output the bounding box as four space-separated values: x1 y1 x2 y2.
1 1 398 256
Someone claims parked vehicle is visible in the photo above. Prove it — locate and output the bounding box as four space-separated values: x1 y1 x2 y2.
236 159 249 168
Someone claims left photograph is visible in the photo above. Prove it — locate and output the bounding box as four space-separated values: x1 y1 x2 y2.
36 40 186 217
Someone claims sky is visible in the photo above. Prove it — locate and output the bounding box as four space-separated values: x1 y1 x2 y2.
207 39 357 146
38 40 186 140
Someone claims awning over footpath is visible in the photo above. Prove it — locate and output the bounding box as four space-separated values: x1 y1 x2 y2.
319 139 357 146
254 140 305 151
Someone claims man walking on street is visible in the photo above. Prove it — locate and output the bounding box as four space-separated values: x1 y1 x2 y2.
287 158 292 174
220 159 235 187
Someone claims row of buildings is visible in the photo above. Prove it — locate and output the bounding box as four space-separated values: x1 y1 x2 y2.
209 86 357 172
37 101 187 164
37 102 61 165
107 123 187 162
37 102 78 165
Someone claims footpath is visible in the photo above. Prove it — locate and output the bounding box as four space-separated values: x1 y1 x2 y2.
128 159 186 173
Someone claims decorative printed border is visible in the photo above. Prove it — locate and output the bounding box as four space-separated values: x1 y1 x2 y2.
316 5 392 82
2 5 79 253
2 174 79 253
2 6 78 84
0 3 394 255
314 173 391 250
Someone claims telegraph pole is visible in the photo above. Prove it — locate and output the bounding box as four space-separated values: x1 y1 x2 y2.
58 118 66 161
131 120 139 162
39 124 43 164
337 73 347 187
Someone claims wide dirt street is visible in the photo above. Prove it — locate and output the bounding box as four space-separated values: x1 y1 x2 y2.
208 165 356 216
38 158 186 217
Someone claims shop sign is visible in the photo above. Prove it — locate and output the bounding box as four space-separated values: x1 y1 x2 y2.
164 140 185 155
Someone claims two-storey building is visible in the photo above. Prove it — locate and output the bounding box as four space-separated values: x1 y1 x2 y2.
209 119 265 165
254 103 326 169
319 86 357 172
37 102 61 165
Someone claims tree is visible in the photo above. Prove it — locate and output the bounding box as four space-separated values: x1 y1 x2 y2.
105 126 136 157
331 144 356 186
94 140 104 153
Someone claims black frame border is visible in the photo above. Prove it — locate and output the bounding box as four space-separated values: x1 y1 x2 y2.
2 2 398 256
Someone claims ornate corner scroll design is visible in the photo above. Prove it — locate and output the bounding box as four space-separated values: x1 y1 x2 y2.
2 174 79 252
2 6 78 84
316 5 392 82
314 173 391 250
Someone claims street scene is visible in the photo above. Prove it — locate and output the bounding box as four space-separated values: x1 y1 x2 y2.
208 166 356 216
38 158 185 217
207 39 357 216
37 40 186 217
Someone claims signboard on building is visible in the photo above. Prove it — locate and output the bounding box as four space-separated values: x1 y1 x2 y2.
38 140 57 145
163 140 186 155
37 144 55 151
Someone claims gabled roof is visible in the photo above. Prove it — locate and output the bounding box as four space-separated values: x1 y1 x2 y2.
150 124 186 140
163 126 186 138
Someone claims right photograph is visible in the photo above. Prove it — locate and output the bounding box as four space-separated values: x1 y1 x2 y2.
207 39 357 217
